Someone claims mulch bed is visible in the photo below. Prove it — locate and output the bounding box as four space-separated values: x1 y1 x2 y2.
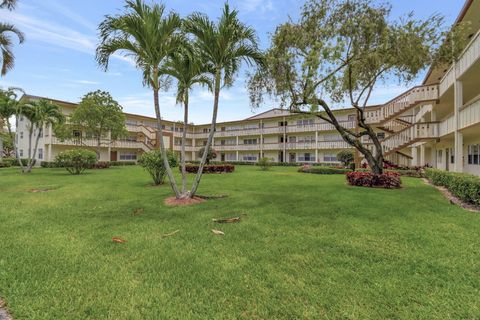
164 196 205 206
0 299 12 320
422 178 480 212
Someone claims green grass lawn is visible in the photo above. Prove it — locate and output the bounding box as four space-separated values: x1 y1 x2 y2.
0 165 479 319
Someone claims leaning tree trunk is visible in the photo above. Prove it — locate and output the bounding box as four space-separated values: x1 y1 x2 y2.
152 86 180 198
189 71 221 198
180 92 189 196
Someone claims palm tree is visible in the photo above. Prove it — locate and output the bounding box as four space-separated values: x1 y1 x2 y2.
160 42 211 197
184 3 264 198
0 87 25 168
21 99 65 173
96 0 183 197
0 0 24 75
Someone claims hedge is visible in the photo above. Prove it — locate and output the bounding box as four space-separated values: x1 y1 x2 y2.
0 161 11 168
346 171 401 189
3 158 35 167
425 169 480 206
110 161 136 166
299 166 351 174
184 160 339 167
183 164 235 174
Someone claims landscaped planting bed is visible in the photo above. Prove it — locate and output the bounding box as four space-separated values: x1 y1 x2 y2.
183 163 235 173
346 171 401 188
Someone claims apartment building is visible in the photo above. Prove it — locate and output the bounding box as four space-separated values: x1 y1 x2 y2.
15 0 480 175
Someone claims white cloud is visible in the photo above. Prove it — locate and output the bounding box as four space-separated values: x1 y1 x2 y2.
71 80 100 85
239 0 274 13
0 10 134 66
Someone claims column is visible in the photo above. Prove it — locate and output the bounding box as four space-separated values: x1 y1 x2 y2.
412 146 418 167
236 136 239 161
315 131 318 163
192 137 196 161
260 120 263 158
453 79 463 172
283 116 287 162
430 141 437 168
47 144 52 162
419 145 426 166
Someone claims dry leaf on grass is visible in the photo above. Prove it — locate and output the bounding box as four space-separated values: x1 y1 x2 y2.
112 237 126 243
161 230 180 238
212 216 241 223
211 229 225 235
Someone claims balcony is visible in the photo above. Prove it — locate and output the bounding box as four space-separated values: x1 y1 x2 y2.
440 28 480 97
50 137 150 152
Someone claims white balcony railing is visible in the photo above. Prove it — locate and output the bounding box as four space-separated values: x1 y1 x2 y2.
440 28 480 97
439 114 455 137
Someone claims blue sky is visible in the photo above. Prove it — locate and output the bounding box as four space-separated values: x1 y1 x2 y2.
0 0 464 124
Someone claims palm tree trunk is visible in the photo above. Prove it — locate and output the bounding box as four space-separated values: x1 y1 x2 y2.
180 92 189 196
189 71 221 198
13 114 25 173
153 86 181 198
25 128 41 173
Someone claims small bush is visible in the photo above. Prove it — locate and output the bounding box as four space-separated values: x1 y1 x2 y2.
4 158 35 166
197 146 217 164
337 150 354 167
257 157 272 171
389 169 424 178
299 165 351 174
0 161 11 168
138 150 177 185
40 161 60 168
346 171 401 189
425 169 480 206
183 164 235 174
90 161 110 169
54 149 97 175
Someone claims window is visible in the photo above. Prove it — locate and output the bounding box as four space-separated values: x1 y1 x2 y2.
322 134 342 142
449 147 454 164
297 136 315 143
38 148 43 160
324 154 337 162
242 154 257 161
73 130 81 138
38 129 43 138
288 136 296 143
376 132 385 140
202 128 210 133
468 145 479 165
296 119 314 127
298 153 315 162
348 114 355 122
243 139 257 145
119 152 137 161
19 149 23 157
125 119 137 125
20 131 23 139
226 153 236 161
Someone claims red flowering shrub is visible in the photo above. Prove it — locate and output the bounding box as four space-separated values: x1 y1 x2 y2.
346 171 401 188
183 164 235 174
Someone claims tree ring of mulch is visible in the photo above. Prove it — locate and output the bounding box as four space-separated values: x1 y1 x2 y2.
0 298 12 320
422 178 480 212
164 196 205 206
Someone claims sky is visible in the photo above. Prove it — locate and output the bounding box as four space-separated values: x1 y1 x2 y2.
0 0 465 124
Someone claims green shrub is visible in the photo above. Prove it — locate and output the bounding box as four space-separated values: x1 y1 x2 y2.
138 150 177 185
299 165 351 174
0 161 11 168
337 150 354 167
40 161 59 168
54 149 97 175
197 146 217 164
257 157 272 171
425 169 480 206
4 158 35 166
387 169 424 178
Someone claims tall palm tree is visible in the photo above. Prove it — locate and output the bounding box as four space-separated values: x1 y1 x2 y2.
184 3 264 198
160 42 211 197
96 0 183 197
21 99 65 173
0 0 24 75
